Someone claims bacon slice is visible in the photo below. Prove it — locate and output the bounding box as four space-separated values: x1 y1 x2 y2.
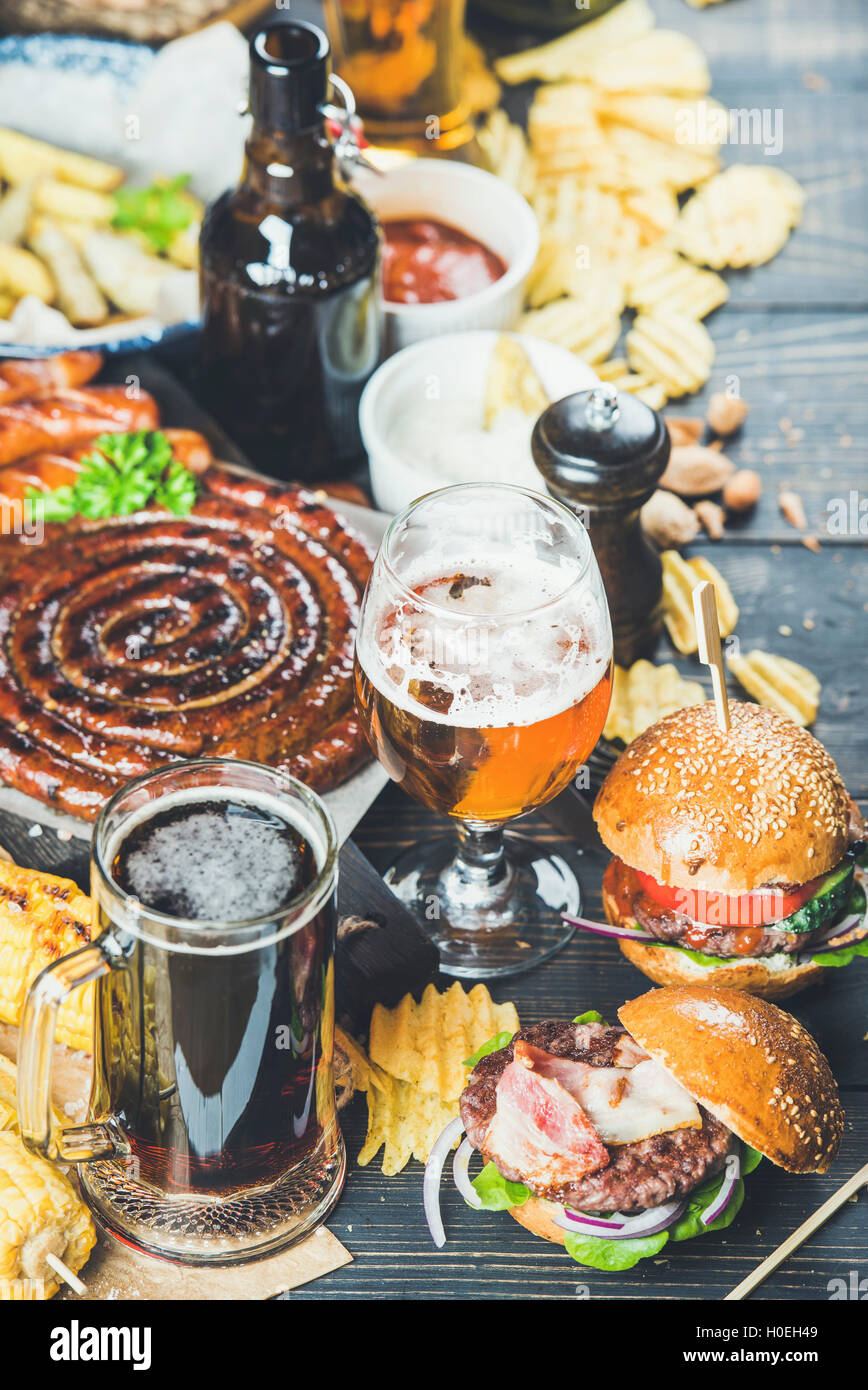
513 1040 701 1146
483 1057 610 1188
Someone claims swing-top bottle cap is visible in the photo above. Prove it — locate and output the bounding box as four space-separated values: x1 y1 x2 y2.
249 20 330 134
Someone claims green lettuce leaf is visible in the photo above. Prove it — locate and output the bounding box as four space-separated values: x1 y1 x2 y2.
811 938 868 967
563 1228 669 1271
470 1162 530 1211
573 1010 608 1025
740 1143 764 1175
463 1031 515 1070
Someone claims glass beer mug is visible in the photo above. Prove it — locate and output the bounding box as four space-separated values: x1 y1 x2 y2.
17 760 345 1265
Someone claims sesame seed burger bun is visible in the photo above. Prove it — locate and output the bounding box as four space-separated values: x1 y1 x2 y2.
618 985 844 1173
602 873 828 1001
594 701 851 896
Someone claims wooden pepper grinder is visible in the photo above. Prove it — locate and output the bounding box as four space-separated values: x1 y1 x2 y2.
532 384 670 666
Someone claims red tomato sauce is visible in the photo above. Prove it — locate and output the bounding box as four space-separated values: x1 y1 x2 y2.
382 218 507 305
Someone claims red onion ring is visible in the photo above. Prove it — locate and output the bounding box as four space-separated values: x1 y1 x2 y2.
423 1118 464 1248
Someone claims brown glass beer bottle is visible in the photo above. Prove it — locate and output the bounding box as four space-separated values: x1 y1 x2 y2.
200 21 382 480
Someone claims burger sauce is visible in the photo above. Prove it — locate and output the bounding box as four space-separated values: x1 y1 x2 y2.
382 218 506 305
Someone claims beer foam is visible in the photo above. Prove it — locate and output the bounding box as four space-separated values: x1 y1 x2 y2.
358 548 611 729
107 788 326 925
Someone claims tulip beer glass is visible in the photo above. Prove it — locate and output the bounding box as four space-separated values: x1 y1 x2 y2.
18 760 344 1265
354 483 613 977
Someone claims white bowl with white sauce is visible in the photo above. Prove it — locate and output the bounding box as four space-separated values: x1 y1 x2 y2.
360 330 599 515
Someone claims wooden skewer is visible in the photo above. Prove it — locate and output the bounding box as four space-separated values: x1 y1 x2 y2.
692 580 730 732
724 1160 868 1301
46 1252 87 1297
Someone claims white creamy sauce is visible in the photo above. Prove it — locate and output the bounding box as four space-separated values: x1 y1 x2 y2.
387 401 545 490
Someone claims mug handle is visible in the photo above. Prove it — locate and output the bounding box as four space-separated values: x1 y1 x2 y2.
18 939 126 1164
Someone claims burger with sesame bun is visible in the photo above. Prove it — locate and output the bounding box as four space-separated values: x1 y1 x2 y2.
591 701 868 1000
423 985 844 1272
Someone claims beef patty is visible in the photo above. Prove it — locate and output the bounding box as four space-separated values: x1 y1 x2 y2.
459 1020 732 1213
607 858 824 959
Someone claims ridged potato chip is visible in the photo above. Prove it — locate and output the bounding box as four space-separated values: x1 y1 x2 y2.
661 551 739 654
625 248 728 319
675 165 805 269
484 335 549 423
596 357 668 409
584 29 711 95
369 982 519 1104
496 0 655 85
726 650 820 726
334 1025 372 1093
604 659 705 744
357 1067 460 1175
596 94 727 154
626 311 715 397
520 285 622 365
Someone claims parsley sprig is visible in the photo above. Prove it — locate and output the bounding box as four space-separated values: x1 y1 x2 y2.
29 431 198 523
112 175 196 253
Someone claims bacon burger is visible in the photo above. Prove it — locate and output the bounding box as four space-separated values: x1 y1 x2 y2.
592 701 868 999
424 985 843 1272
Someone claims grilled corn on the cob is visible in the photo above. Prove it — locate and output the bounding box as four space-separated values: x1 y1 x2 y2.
0 1129 95 1299
0 1055 95 1299
0 863 94 1053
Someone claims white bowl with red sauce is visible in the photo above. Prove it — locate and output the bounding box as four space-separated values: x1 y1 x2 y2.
360 329 599 514
354 159 539 352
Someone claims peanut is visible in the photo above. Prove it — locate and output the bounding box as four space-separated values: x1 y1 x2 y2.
779 488 808 530
666 417 704 449
640 489 700 549
694 499 726 539
659 444 735 497
722 468 762 512
706 392 749 436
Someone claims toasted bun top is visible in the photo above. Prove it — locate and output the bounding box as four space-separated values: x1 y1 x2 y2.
594 701 850 893
618 985 844 1173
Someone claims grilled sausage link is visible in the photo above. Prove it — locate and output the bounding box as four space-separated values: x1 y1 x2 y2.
0 386 159 466
0 350 103 407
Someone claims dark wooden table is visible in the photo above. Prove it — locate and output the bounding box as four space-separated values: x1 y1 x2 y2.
292 0 868 1300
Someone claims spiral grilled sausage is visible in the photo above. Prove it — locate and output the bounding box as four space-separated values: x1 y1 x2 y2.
0 469 374 818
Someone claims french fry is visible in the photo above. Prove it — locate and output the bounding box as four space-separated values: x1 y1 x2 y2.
495 0 655 85
0 180 35 246
0 292 15 319
661 551 739 655
167 220 200 270
626 311 715 398
726 650 820 727
28 222 108 327
0 127 124 192
0 242 54 302
675 165 804 269
32 180 115 225
604 659 705 744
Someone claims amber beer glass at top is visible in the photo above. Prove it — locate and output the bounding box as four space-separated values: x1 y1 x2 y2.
353 484 613 978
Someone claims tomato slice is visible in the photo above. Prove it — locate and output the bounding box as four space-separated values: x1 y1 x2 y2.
633 867 819 928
